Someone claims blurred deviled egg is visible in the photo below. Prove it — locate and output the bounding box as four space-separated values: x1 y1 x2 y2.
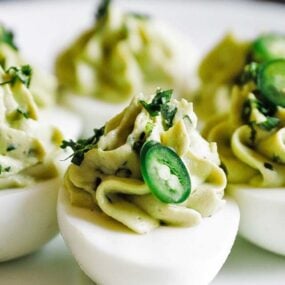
0 64 64 261
0 24 81 139
195 32 285 125
58 89 239 285
205 59 285 255
55 0 198 136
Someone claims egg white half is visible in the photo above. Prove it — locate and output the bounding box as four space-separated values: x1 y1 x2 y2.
0 105 81 262
0 177 61 262
228 185 285 256
58 187 239 285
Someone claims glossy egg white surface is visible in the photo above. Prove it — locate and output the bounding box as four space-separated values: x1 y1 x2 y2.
58 187 240 285
228 185 285 256
0 108 81 263
0 177 61 262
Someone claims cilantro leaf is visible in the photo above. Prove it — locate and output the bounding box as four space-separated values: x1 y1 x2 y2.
140 89 176 130
0 165 11 175
96 0 111 21
0 26 18 50
16 108 29 119
61 126 105 166
6 144 16 152
239 62 259 84
128 12 150 20
140 89 172 116
161 104 177 130
0 65 32 88
257 116 280 131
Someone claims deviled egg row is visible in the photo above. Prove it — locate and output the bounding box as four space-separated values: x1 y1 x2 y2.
195 32 285 125
0 25 83 261
204 59 285 255
55 0 198 136
58 89 239 285
0 64 64 262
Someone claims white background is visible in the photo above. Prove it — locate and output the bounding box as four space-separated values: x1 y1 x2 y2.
0 1 285 284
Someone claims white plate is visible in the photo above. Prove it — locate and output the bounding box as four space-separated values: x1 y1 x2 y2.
0 0 285 284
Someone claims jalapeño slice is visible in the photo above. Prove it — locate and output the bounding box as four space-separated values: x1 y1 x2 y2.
140 140 191 204
257 59 285 107
251 33 285 63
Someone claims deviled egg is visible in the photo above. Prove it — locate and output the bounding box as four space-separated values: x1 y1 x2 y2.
195 32 285 125
205 59 285 255
58 89 239 285
0 24 81 139
55 0 198 136
0 64 64 261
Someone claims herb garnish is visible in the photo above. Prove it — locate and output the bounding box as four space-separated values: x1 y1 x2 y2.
95 0 111 21
257 116 280 131
128 12 150 20
264 162 274 170
239 62 259 84
161 103 177 130
242 97 279 134
16 108 29 119
6 144 16 152
140 89 177 130
0 65 32 88
0 25 18 50
61 126 105 166
242 98 275 123
0 165 11 174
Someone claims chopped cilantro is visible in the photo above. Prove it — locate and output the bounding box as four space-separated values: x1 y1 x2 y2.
161 103 177 130
0 65 32 88
16 108 29 119
264 162 274 170
140 89 172 116
128 12 150 20
0 165 11 174
242 96 279 134
239 62 259 84
257 116 280 131
140 89 176 130
6 144 16 152
61 126 105 166
0 26 18 50
145 121 154 137
95 0 111 21
242 97 275 124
